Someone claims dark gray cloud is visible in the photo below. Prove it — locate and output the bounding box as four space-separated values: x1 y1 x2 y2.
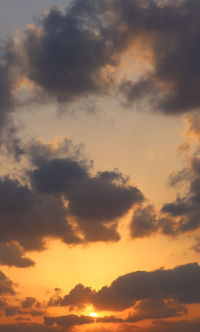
44 299 186 328
23 1 119 103
129 151 200 239
0 270 15 295
2 295 44 319
119 0 200 114
43 318 200 332
141 319 200 332
0 40 19 132
130 205 158 238
47 318 200 332
93 263 200 310
1 0 200 142
0 177 80 253
49 263 200 311
161 156 200 235
120 79 159 108
30 158 88 195
20 0 200 115
49 283 94 309
4 304 44 318
0 298 7 308
31 310 44 317
45 314 93 327
184 112 200 139
192 237 200 253
5 305 21 317
104 319 200 332
168 168 191 187
0 242 35 268
0 319 199 332
0 324 60 332
126 298 186 322
0 135 144 265
21 297 36 309
29 153 143 243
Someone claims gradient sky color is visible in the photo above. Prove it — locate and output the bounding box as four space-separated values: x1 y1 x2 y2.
0 1 200 332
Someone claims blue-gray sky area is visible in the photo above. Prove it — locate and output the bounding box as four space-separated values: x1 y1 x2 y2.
0 0 70 35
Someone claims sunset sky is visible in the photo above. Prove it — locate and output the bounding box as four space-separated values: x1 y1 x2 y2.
0 0 200 331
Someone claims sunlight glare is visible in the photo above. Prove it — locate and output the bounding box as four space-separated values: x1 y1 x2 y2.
89 312 98 318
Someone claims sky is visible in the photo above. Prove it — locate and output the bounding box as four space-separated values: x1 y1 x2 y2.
0 0 200 331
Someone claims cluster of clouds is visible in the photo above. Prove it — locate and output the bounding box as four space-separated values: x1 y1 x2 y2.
0 274 44 320
1 0 200 134
2 111 200 270
1 0 200 330
32 263 199 330
129 112 200 244
2 319 200 332
0 137 144 267
1 0 200 267
1 263 200 330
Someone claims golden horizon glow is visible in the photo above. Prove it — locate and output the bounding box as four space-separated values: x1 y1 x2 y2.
89 312 98 318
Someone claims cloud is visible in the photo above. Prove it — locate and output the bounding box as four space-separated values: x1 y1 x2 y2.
21 297 36 309
0 270 15 295
23 2 119 103
5 305 21 317
0 177 80 253
49 283 94 309
0 319 199 332
141 319 200 332
31 310 44 317
19 0 200 115
0 39 19 132
0 135 144 265
119 0 200 114
130 205 158 238
128 137 200 239
191 236 200 253
83 319 200 332
120 79 159 108
2 295 44 319
1 0 200 142
28 145 144 243
183 113 200 140
0 242 35 268
126 298 186 322
168 168 191 187
0 324 60 332
93 263 200 310
161 155 200 235
49 263 200 311
0 319 200 332
4 304 44 318
44 299 186 328
45 314 93 327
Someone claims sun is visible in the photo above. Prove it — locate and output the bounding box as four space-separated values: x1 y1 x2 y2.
89 312 98 318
